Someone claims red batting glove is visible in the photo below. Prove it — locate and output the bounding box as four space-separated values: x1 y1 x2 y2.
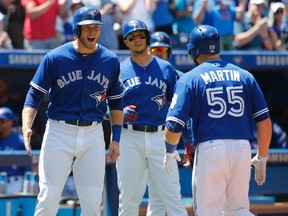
183 144 195 168
124 105 138 124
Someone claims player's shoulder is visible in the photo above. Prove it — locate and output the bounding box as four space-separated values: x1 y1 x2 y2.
98 44 118 59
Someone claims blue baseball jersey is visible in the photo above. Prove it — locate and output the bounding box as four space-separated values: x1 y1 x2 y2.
30 42 124 122
167 58 270 145
0 132 32 176
121 56 176 126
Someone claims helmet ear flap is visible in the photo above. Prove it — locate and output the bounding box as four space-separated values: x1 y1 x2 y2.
73 26 80 38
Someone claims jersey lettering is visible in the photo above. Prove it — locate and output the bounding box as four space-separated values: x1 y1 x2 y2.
206 86 244 118
87 70 110 89
57 70 83 88
200 70 240 84
145 76 167 92
124 76 167 92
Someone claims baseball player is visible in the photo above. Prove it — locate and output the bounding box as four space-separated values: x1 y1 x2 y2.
146 31 194 215
149 31 195 166
164 25 272 216
116 19 187 216
21 7 124 215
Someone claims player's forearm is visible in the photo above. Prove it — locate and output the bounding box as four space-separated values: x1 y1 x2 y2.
109 110 124 126
256 118 272 157
22 107 37 131
164 128 182 145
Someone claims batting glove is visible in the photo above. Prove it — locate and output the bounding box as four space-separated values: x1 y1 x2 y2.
183 144 195 168
123 105 138 124
251 154 268 186
164 151 181 174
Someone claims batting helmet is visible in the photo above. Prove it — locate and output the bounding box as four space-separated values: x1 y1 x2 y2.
73 6 103 38
187 25 220 62
122 19 150 44
150 31 172 57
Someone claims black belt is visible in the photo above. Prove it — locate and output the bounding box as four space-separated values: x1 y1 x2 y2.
60 120 97 126
123 124 165 132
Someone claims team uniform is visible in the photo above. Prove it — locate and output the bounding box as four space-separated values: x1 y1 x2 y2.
146 31 193 216
23 7 124 215
116 20 187 216
164 25 271 216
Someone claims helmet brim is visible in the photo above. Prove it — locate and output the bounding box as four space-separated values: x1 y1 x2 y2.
78 20 103 25
150 42 170 48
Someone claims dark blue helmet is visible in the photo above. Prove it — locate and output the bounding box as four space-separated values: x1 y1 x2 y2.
187 25 220 62
122 19 149 43
150 31 172 57
73 7 103 38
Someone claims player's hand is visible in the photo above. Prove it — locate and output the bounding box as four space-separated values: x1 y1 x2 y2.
251 154 268 186
123 105 138 124
107 141 120 162
22 127 33 157
164 151 181 174
183 144 195 168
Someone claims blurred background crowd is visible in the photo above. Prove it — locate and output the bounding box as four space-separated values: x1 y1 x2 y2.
0 0 288 51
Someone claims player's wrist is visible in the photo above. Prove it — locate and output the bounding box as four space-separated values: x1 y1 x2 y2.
112 124 122 142
165 140 178 153
256 153 268 162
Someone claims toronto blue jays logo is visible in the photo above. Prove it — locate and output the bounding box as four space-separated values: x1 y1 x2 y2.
90 90 106 106
151 94 167 110
88 10 99 18
128 20 139 28
154 34 164 42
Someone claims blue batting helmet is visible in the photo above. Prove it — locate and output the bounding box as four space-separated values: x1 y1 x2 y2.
150 31 172 57
73 6 103 38
187 25 220 62
122 19 150 42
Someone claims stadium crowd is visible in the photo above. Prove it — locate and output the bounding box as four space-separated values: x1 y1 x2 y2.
0 0 287 51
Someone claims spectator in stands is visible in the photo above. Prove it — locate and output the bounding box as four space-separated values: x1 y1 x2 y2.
0 11 13 49
211 0 245 50
0 107 32 194
192 0 215 26
116 0 155 33
3 0 25 49
63 0 84 43
233 0 273 50
268 2 285 50
282 0 288 50
82 0 123 50
172 0 196 49
21 0 68 49
152 0 175 35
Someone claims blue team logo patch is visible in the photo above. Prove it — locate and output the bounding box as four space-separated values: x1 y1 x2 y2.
151 94 167 110
88 10 99 18
90 90 106 106
128 20 139 28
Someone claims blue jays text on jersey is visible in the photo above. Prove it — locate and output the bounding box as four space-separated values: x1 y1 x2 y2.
121 56 176 126
30 42 124 122
167 59 270 145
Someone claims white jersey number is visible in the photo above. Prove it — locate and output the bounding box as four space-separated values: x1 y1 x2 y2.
206 86 244 118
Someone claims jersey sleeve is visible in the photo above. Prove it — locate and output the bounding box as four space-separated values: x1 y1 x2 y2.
30 53 53 94
166 82 192 127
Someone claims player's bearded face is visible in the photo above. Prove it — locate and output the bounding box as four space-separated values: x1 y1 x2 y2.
79 24 101 50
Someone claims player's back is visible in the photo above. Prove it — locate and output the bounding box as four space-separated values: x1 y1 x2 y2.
178 59 268 144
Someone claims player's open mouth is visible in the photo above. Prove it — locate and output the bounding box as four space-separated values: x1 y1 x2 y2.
87 37 95 42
